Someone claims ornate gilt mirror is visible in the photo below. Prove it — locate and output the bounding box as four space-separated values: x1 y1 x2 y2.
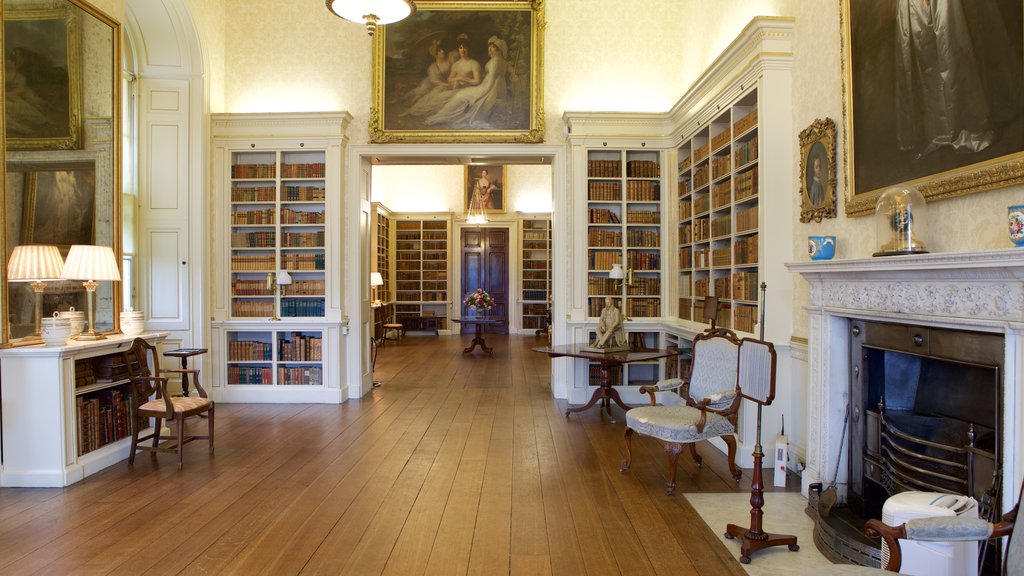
2 0 121 345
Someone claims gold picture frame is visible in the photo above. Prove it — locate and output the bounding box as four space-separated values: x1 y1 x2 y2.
465 164 506 213
799 118 837 223
370 1 545 143
840 0 1024 216
4 1 83 150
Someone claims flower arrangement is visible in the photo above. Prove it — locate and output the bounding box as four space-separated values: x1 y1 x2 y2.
463 288 495 313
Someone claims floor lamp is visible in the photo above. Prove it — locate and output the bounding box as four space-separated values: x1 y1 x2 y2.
6 245 65 336
724 284 799 563
60 245 121 341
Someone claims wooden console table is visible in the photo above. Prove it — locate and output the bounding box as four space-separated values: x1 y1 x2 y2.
452 318 504 354
533 345 685 423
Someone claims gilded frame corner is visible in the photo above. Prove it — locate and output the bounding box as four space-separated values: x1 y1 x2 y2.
799 118 837 223
370 0 545 143
840 0 1024 217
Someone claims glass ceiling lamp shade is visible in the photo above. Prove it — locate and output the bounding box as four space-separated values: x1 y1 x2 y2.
325 0 415 35
61 245 121 341
6 245 65 336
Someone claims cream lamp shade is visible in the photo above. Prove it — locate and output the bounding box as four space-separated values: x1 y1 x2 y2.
61 245 121 282
370 272 384 286
6 244 64 281
325 0 415 35
277 270 293 286
608 263 625 280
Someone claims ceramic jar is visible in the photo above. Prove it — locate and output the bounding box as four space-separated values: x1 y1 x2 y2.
808 235 836 261
40 313 71 347
57 306 85 338
121 310 145 337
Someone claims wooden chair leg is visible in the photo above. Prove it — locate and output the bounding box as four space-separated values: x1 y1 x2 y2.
621 428 635 472
723 434 742 482
129 418 140 465
176 414 185 470
152 418 163 452
664 443 683 495
208 405 215 454
687 443 703 467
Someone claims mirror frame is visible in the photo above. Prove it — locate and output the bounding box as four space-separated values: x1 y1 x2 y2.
1 0 122 346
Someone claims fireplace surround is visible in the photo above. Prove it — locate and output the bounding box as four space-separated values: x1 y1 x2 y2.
788 248 1024 520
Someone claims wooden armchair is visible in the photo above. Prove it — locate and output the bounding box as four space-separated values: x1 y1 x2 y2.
620 328 743 494
122 337 214 470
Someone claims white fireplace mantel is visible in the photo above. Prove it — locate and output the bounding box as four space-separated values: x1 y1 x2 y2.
787 248 1024 513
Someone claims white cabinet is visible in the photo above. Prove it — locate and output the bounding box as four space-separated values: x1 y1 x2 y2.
211 113 351 403
0 333 167 487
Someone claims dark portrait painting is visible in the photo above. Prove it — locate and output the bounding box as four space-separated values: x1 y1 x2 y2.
21 167 96 247
842 0 1024 215
371 2 544 143
4 6 82 150
465 164 505 213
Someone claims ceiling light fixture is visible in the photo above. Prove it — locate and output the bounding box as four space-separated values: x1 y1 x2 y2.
325 0 416 36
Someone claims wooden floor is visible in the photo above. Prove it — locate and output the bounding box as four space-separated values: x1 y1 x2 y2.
0 334 788 575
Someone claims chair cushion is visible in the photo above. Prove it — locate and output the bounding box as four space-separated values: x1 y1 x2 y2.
625 405 735 443
140 396 211 413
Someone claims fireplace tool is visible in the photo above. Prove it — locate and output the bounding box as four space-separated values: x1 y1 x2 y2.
818 403 849 518
724 282 800 563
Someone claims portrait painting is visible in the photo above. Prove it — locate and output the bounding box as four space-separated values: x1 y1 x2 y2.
841 0 1024 216
465 165 505 213
20 167 96 247
799 118 837 223
371 1 544 143
4 3 82 150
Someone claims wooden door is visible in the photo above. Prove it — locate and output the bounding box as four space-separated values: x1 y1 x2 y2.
461 227 508 333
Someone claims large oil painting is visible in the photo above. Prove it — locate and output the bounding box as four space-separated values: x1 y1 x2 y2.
4 2 82 150
842 0 1024 216
371 1 544 143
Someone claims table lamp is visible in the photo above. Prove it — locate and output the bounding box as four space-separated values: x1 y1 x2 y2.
60 245 121 341
370 272 384 305
6 244 65 335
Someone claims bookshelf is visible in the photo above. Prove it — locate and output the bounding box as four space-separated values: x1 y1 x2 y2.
520 216 551 333
585 329 665 387
586 149 663 319
0 333 167 487
393 213 451 333
677 90 760 333
211 112 349 403
372 203 392 305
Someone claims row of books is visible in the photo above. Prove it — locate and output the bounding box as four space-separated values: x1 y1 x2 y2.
735 166 758 200
231 254 276 271
523 231 549 242
679 218 710 244
588 159 622 178
626 229 660 247
232 301 275 317
679 199 693 220
679 247 692 269
396 291 447 302
710 128 731 152
229 339 273 361
588 228 622 247
281 231 324 248
731 271 759 301
422 252 446 261
231 186 276 202
77 388 135 456
282 185 326 202
626 210 659 224
736 206 758 232
678 178 691 197
522 316 547 330
232 231 276 248
693 165 709 189
626 298 661 317
626 180 660 201
693 142 710 164
279 333 322 361
232 279 273 296
587 276 619 296
229 366 273 385
281 299 326 317
233 208 275 225
589 208 620 224
712 247 732 267
278 366 323 386
626 277 660 296
523 270 549 280
523 280 549 291
734 305 757 333
588 250 622 271
694 195 710 214
711 214 731 237
734 234 759 265
281 253 325 270
523 303 548 316
280 208 325 224
588 181 622 201
734 136 758 167
233 164 275 179
711 155 731 180
734 109 758 135
628 251 661 270
283 279 325 296
280 162 325 178
627 160 660 178
712 180 732 208
523 259 549 270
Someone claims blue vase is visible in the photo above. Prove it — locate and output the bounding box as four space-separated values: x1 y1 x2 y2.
1009 205 1024 246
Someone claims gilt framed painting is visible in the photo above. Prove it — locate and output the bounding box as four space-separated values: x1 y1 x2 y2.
371 1 544 143
841 0 1024 216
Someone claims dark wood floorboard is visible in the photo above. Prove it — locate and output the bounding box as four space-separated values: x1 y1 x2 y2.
0 334 792 575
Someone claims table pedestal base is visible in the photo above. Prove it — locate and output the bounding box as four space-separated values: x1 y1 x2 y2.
462 323 492 355
565 362 631 423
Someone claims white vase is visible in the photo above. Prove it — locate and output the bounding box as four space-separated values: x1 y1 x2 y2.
121 310 145 336
40 314 72 347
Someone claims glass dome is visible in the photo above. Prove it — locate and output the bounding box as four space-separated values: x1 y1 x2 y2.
873 186 929 256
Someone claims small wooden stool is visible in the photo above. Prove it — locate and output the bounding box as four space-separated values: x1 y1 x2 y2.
382 323 404 345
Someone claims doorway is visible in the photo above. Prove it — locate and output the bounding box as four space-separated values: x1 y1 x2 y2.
461 227 509 334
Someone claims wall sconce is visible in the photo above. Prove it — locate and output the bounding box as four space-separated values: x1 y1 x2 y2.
370 271 384 305
6 244 65 336
609 263 634 291
60 245 121 341
267 270 293 296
